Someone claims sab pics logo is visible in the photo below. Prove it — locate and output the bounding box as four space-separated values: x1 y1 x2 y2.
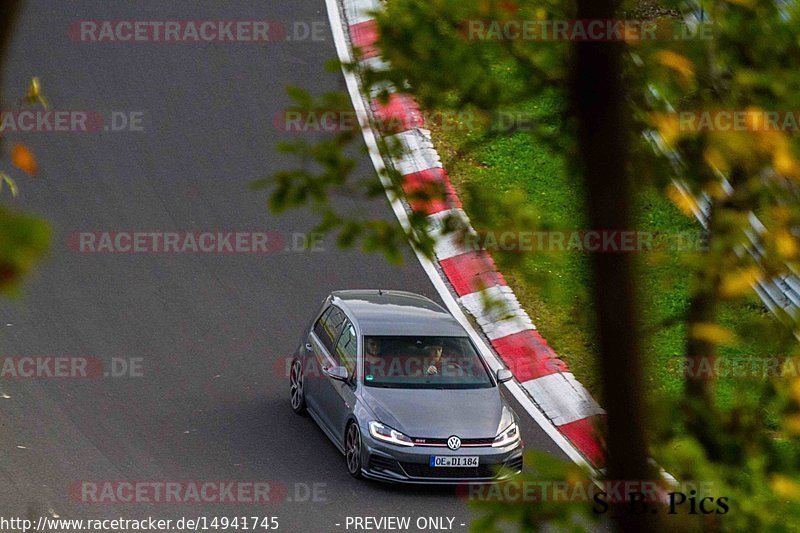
592 487 729 516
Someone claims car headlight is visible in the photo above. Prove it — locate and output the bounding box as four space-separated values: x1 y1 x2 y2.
492 422 520 448
368 421 414 447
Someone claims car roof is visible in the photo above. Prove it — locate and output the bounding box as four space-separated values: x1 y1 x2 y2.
330 290 468 337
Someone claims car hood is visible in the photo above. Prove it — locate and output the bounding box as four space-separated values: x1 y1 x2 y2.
360 386 510 439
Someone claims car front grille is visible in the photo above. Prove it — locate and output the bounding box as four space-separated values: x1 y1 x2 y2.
399 462 497 479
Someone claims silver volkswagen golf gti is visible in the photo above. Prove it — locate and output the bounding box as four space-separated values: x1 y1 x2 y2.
289 290 523 483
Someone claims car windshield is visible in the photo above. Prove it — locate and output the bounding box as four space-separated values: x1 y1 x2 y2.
361 336 493 389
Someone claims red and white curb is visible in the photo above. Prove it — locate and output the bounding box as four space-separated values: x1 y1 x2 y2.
326 0 606 470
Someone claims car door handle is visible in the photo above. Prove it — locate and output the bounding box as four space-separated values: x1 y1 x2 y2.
305 343 312 352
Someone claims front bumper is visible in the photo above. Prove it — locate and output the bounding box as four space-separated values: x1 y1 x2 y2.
360 433 523 484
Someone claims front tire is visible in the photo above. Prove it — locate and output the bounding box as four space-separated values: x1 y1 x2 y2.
289 359 307 415
345 422 363 478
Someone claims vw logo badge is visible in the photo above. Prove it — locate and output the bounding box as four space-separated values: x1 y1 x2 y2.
447 436 461 450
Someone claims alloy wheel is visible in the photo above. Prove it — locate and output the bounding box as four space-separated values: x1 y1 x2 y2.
289 359 306 414
346 423 362 478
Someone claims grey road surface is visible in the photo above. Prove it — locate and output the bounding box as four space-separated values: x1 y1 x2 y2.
0 1 569 531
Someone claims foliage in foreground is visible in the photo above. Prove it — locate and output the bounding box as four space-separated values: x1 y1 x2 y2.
257 0 800 530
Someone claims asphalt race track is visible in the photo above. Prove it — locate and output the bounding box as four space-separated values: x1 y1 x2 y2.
0 1 569 530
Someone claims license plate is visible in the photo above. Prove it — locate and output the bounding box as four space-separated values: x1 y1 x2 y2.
429 456 479 467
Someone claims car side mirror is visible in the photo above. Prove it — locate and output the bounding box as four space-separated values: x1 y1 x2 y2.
496 368 513 383
323 366 350 382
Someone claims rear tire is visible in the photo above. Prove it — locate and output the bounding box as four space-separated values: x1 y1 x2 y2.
345 422 363 478
289 359 307 415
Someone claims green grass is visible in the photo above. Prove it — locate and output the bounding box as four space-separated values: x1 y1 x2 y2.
429 89 788 413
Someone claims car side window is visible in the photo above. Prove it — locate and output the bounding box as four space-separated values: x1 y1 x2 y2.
312 306 332 347
313 305 347 354
334 322 358 376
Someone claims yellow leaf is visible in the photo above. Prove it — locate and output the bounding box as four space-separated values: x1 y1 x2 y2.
703 147 729 175
705 180 728 201
775 230 798 259
666 183 697 217
690 323 739 346
655 50 695 81
25 76 49 109
774 145 800 178
772 475 800 501
650 112 681 146
719 267 761 298
785 414 800 434
11 143 38 176
0 173 18 197
790 378 800 404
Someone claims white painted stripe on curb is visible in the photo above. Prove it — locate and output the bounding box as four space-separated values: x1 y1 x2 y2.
360 54 391 73
343 0 381 25
460 286 537 339
427 209 474 261
477 314 536 340
388 129 443 175
366 80 397 100
325 0 597 475
521 373 606 426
